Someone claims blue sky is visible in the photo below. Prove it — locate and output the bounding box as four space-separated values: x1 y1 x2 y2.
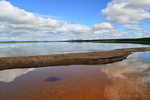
7 0 110 26
0 0 150 40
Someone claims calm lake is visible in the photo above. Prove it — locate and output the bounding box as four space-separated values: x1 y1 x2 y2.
0 42 150 100
0 42 149 57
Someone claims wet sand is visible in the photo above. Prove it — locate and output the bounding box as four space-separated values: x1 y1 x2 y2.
0 47 150 70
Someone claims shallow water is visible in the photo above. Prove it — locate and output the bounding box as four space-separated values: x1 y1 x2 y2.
0 42 149 57
0 51 150 100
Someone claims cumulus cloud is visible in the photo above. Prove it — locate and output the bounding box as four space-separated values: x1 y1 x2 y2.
0 1 63 27
102 0 150 23
0 1 97 40
126 0 150 9
93 22 115 30
0 0 149 40
0 1 119 40
123 24 144 30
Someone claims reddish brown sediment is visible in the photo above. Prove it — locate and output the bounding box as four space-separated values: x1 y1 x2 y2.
1 65 150 100
0 47 150 70
0 65 110 100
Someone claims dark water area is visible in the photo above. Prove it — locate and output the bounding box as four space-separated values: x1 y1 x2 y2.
0 51 150 100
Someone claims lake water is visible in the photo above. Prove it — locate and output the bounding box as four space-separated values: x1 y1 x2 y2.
0 42 149 57
0 42 150 100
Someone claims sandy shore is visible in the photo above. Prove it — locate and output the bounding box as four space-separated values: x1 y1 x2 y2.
0 47 150 70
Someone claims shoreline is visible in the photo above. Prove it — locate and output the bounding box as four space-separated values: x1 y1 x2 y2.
0 47 150 70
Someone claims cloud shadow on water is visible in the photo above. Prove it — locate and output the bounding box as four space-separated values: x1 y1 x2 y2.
45 77 60 82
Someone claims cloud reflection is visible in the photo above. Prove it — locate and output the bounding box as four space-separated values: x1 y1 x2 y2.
101 52 150 79
101 52 150 100
0 42 149 57
0 68 35 83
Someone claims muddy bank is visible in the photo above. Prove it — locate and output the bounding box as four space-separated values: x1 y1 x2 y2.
0 47 150 70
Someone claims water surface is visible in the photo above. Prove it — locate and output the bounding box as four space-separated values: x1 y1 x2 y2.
0 51 150 100
0 42 149 57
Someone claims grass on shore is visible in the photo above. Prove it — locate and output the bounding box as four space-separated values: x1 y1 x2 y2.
65 37 150 45
0 37 150 45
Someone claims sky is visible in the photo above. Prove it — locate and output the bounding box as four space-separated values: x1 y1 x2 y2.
0 0 150 41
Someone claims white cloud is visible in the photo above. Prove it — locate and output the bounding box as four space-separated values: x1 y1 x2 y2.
123 24 144 30
0 1 119 40
93 22 115 30
0 1 63 27
102 0 150 23
61 23 91 34
126 0 150 9
0 1 93 40
0 1 149 40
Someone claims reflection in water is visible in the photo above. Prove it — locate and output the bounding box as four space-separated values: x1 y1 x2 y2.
102 52 150 100
108 52 150 73
0 68 35 83
0 52 150 100
101 65 150 100
140 52 150 64
0 42 149 57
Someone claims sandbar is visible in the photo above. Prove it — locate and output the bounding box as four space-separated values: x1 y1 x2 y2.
0 47 150 70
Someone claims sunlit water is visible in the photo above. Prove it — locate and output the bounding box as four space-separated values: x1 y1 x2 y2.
0 42 150 100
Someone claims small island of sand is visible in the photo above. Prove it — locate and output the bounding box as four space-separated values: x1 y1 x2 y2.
0 47 150 70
